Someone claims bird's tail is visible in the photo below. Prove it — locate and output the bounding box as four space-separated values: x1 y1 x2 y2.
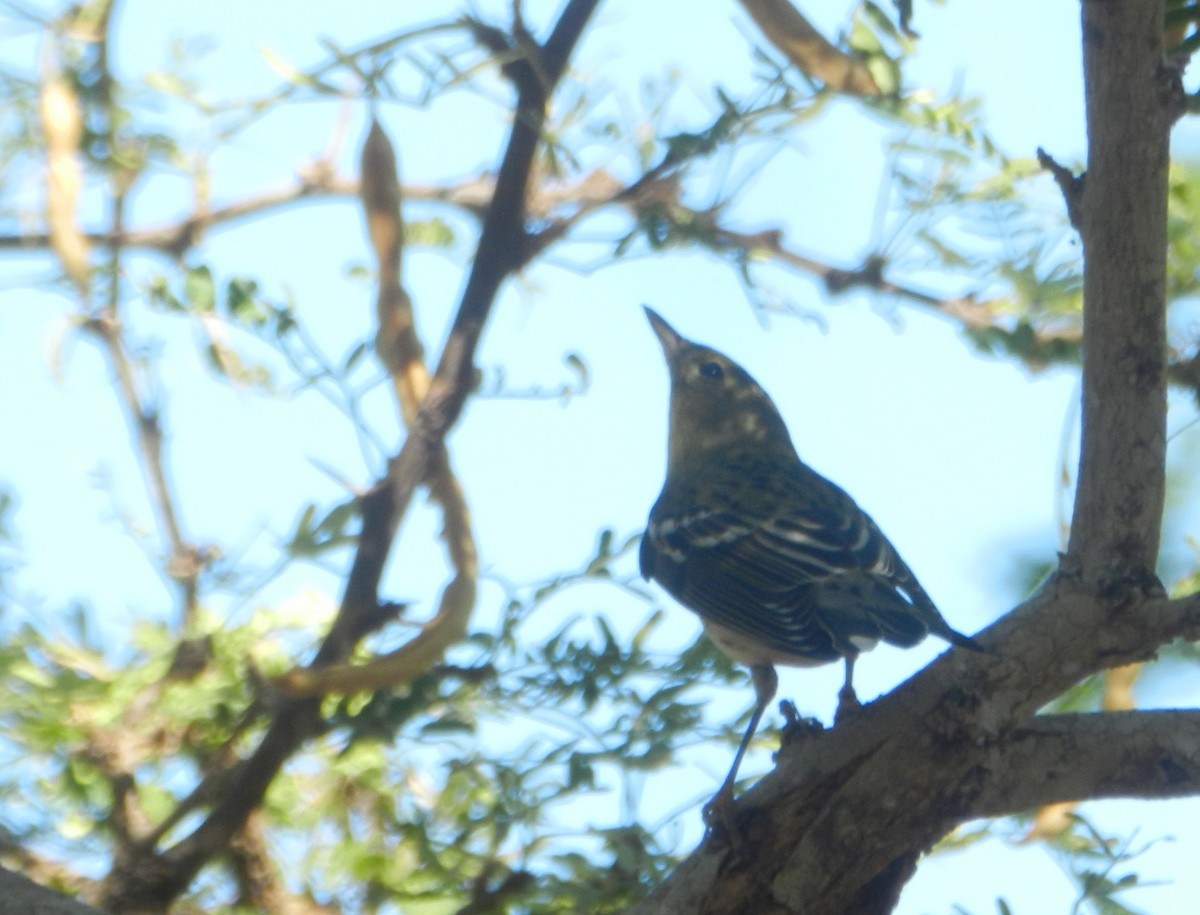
941 626 992 655
816 576 992 656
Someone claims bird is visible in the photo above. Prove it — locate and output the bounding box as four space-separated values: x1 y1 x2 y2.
638 306 985 830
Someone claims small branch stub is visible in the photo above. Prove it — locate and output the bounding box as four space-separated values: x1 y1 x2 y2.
1036 146 1083 230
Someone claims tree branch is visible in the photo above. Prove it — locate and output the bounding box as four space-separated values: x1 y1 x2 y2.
277 119 480 698
974 710 1200 816
60 0 211 632
82 310 211 629
1036 146 1083 229
0 830 98 904
0 121 1117 394
629 583 1200 914
0 868 106 915
279 0 605 696
96 2 602 909
1065 0 1174 589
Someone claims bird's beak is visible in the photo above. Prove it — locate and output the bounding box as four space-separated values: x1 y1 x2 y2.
643 306 687 360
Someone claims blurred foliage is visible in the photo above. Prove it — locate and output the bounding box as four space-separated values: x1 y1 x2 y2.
0 490 15 592
1055 816 1160 915
942 813 1162 915
1 0 1199 913
0 533 745 911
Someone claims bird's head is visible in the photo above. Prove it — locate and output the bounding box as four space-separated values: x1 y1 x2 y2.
644 306 794 472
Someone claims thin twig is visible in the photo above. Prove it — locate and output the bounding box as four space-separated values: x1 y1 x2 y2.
77 0 205 630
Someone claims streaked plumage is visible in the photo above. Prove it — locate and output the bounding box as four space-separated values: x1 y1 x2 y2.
639 306 983 827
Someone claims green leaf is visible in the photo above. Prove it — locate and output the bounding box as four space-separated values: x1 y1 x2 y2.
406 218 456 248
145 274 184 312
225 277 267 325
286 499 360 558
184 265 216 314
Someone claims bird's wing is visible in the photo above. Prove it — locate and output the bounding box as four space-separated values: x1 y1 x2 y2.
643 495 932 662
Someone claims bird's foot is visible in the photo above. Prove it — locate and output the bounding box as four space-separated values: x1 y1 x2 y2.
834 684 862 725
779 699 824 747
701 785 745 858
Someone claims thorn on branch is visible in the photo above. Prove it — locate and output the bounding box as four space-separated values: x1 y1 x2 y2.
1036 147 1084 230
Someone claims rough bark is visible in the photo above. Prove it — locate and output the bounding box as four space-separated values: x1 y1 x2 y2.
1064 0 1177 586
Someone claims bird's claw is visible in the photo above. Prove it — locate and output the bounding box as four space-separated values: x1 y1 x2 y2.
701 786 745 856
835 684 862 725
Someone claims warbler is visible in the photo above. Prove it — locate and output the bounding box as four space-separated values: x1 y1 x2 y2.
639 307 984 824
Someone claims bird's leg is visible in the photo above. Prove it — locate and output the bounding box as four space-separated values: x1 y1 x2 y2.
834 654 861 724
703 664 777 847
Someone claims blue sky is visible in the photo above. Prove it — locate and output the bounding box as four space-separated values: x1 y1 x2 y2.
3 1 1200 912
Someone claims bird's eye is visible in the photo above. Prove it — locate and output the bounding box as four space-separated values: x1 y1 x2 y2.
699 361 724 380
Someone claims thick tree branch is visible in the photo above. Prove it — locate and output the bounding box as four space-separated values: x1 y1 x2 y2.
0 868 106 915
1065 0 1174 588
974 710 1200 817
